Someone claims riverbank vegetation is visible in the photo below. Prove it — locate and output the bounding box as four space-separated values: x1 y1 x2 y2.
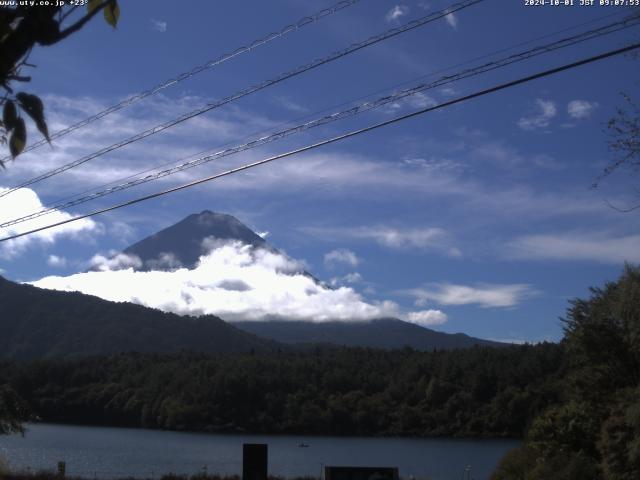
1 342 563 439
491 265 640 479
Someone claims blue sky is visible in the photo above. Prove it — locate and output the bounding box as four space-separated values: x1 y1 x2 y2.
1 0 639 343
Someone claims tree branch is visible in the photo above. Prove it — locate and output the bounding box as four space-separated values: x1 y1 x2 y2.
56 0 110 42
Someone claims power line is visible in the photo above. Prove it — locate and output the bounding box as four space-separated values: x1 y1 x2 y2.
2 13 637 229
35 8 634 209
2 42 637 244
0 0 362 164
0 0 486 198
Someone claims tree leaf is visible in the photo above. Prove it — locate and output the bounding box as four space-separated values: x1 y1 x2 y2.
104 0 120 28
87 0 102 14
16 92 50 143
9 117 26 158
3 100 17 131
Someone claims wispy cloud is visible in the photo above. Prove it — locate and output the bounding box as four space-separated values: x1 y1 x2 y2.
406 309 447 326
506 232 640 264
518 99 557 130
46 254 67 268
304 225 461 256
403 282 536 308
151 19 167 33
567 100 598 119
329 272 363 287
275 96 308 113
385 5 409 23
324 248 360 268
444 11 458 29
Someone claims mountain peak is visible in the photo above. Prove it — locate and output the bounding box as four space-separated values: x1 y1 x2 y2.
123 211 267 271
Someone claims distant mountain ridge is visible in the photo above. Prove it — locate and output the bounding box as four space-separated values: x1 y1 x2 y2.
231 318 505 350
0 276 274 360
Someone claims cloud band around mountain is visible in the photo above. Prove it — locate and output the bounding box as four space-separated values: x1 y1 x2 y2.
31 240 446 326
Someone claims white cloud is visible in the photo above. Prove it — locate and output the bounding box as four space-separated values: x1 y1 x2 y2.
440 86 457 97
32 240 438 324
89 252 142 271
343 272 362 283
518 99 557 130
329 272 363 287
151 19 167 33
406 309 447 326
506 232 640 264
404 282 535 308
324 248 360 268
567 100 598 119
380 92 438 115
369 227 443 249
385 5 409 22
308 225 460 256
47 255 67 268
109 221 137 244
275 96 308 113
0 187 101 259
444 11 458 29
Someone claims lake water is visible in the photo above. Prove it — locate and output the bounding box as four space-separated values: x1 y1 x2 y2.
0 424 518 480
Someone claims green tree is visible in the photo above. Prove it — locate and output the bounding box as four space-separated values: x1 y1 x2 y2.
492 266 640 479
0 384 29 435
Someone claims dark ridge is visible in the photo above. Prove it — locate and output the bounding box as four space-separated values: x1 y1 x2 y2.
0 275 276 360
231 318 506 351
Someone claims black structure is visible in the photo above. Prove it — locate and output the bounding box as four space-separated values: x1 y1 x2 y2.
242 443 268 480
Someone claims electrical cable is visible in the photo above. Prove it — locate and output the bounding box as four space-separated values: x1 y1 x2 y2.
2 41 637 243
0 0 363 164
2 13 637 229
0 0 485 198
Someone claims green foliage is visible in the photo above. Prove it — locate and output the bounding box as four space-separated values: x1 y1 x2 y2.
0 343 564 438
102 1 120 29
563 265 640 396
0 384 29 435
527 401 601 457
599 388 640 480
16 92 49 143
0 1 119 163
0 454 9 475
492 265 640 479
491 446 600 480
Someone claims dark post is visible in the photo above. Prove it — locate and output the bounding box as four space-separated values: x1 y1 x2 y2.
57 461 66 479
242 443 268 480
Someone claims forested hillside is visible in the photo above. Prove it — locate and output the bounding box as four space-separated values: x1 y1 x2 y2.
1 343 564 438
492 266 640 479
0 276 273 359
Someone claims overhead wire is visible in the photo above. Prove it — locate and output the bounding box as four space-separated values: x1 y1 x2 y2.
1 13 638 229
36 7 635 208
0 0 363 164
0 0 486 198
2 41 638 243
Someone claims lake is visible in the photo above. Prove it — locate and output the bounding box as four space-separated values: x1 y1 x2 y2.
0 424 518 480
